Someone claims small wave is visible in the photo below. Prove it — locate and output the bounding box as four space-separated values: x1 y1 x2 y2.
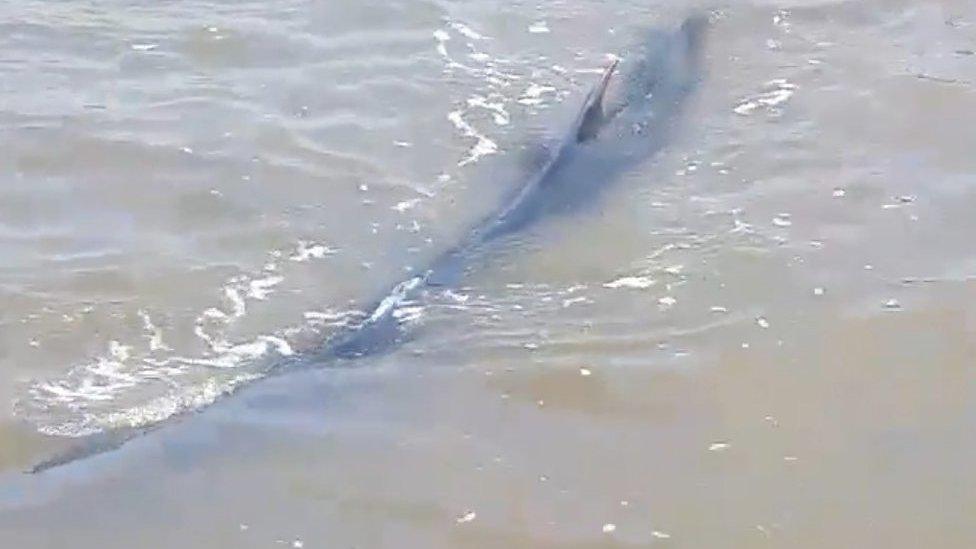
17 238 341 438
447 110 498 166
733 78 797 115
434 17 572 168
289 240 338 262
604 276 656 289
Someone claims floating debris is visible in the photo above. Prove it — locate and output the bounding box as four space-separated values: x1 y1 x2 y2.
652 531 672 539
528 21 550 34
756 316 770 329
579 367 593 377
602 523 617 534
658 296 677 309
813 287 825 296
882 298 902 310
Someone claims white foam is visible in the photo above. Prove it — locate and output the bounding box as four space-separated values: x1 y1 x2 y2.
247 275 284 300
433 29 451 58
392 198 422 213
224 286 247 317
467 94 510 125
734 79 797 115
108 340 131 362
434 19 535 167
371 276 423 322
448 110 498 166
88 372 262 436
289 240 337 262
392 305 425 323
138 309 170 351
450 22 486 41
18 236 355 437
562 296 588 308
517 83 557 106
202 307 228 319
304 309 363 328
603 276 656 289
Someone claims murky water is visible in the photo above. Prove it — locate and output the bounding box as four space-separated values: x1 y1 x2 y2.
2 0 976 546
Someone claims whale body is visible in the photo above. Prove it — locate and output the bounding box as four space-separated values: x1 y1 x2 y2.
29 15 708 473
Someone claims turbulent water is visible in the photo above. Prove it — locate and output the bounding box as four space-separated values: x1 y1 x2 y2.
2 0 976 547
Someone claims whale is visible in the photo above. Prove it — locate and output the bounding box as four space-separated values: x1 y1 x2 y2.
27 15 708 474
330 14 708 358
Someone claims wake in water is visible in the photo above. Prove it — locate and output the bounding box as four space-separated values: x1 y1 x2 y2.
17 239 349 439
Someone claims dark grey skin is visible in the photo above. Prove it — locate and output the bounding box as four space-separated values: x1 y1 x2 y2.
330 14 708 358
27 15 708 473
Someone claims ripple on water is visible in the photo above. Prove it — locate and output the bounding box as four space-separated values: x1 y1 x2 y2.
16 238 348 437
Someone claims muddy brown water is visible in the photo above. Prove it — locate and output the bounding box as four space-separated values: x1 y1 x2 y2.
2 0 976 547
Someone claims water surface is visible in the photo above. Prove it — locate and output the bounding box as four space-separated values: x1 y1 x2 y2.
2 0 976 547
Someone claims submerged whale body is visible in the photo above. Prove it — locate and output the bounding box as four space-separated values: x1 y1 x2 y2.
330 15 708 358
29 15 708 473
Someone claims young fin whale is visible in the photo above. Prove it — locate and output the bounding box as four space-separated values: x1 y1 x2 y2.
27 15 708 474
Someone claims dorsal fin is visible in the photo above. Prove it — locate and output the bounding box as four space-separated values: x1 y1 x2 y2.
575 58 619 143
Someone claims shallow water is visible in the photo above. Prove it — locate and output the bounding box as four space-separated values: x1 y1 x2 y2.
2 0 976 546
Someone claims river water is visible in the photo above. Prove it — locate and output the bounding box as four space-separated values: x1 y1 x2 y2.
2 0 976 547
